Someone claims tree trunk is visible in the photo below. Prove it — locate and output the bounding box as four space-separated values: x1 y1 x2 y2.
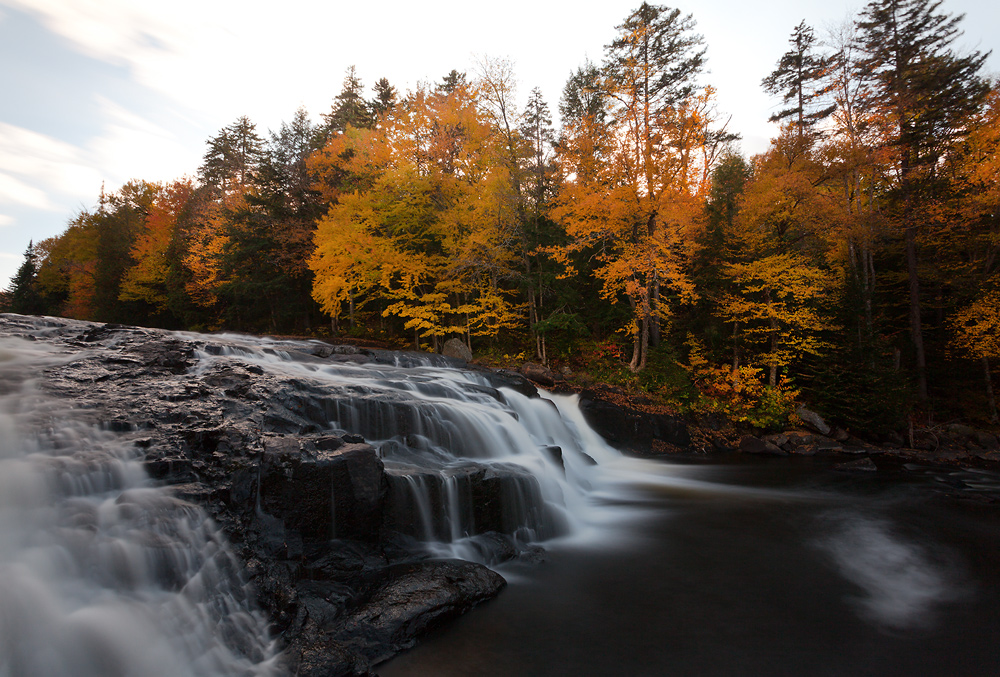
649 278 660 347
984 356 998 424
732 321 740 372
905 225 928 401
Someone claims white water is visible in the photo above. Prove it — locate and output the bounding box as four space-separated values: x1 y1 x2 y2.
0 320 975 677
191 336 800 555
0 338 278 677
814 512 965 629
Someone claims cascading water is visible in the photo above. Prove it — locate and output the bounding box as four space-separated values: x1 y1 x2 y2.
187 333 725 562
191 336 614 557
0 338 279 677
6 318 996 677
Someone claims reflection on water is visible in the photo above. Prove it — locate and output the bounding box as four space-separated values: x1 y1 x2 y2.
814 512 966 630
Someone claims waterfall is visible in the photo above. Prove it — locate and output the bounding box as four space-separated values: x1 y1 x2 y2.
0 338 279 677
188 333 719 560
0 319 727 675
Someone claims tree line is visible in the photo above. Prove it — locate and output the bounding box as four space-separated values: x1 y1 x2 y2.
4 0 998 431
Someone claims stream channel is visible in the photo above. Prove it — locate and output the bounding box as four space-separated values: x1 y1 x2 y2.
380 455 1000 676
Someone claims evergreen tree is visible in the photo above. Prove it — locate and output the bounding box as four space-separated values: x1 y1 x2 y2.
438 70 468 95
762 20 836 144
520 87 557 213
559 61 607 127
4 241 44 315
371 77 398 118
857 0 991 402
199 117 264 193
323 66 374 136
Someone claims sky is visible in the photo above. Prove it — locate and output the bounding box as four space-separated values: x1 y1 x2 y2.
1 0 998 287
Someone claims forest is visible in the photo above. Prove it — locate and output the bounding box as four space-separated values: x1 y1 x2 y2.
3 0 998 435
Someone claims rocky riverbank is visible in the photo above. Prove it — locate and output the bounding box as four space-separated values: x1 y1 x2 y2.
1 315 513 676
5 313 997 676
512 361 1000 482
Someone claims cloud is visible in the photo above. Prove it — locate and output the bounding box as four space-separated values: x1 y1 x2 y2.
0 214 13 227
0 122 102 208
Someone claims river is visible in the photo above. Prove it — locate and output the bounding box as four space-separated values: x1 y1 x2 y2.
2 318 998 676
380 455 1000 676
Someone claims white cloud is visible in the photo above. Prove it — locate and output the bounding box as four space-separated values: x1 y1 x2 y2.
0 173 52 211
87 96 201 185
0 122 102 208
0 214 13 227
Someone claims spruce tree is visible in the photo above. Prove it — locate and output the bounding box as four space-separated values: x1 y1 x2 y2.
4 241 44 315
762 21 836 144
371 77 398 117
856 0 990 402
323 66 374 135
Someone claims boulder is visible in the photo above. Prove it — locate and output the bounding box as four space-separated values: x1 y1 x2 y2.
834 457 878 472
796 406 831 436
333 560 506 665
521 362 557 387
442 338 473 362
258 435 386 541
578 391 691 454
739 436 787 455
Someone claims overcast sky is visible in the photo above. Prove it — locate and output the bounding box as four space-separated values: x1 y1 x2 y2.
1 0 998 287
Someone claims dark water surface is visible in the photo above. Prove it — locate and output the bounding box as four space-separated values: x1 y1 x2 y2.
379 457 1000 676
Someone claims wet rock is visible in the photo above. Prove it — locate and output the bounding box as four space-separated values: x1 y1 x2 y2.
258 436 386 542
129 338 194 374
337 560 506 665
796 406 831 436
834 457 878 472
383 464 561 542
442 338 473 362
521 362 556 387
478 368 538 399
578 391 690 454
739 436 786 455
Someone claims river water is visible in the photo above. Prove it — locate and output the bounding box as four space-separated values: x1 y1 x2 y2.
2 320 998 676
380 456 1000 676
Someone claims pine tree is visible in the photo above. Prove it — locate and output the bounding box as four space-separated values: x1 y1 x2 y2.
4 241 44 315
857 0 991 402
323 66 374 136
438 70 468 95
762 20 836 144
199 117 264 193
371 77 398 118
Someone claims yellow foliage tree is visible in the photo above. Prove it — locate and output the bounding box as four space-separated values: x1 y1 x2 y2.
309 81 523 349
719 252 837 386
950 288 1000 423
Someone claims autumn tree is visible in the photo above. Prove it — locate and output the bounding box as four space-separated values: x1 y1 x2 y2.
950 288 1000 422
119 180 193 319
310 82 522 348
551 4 733 372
